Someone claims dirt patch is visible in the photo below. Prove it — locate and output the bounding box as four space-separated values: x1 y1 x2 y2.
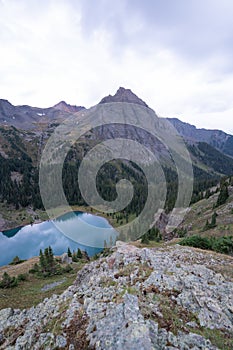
0 257 39 278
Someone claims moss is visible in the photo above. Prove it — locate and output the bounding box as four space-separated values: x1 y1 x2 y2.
190 327 233 350
43 300 70 335
99 276 117 288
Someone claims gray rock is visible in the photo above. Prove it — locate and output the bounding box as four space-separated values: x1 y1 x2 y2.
0 243 231 349
55 335 67 348
0 308 14 328
61 252 72 264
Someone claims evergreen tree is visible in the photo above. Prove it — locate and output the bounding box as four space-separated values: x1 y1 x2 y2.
67 247 72 257
210 212 217 227
39 249 46 272
141 233 149 244
216 183 229 207
109 235 113 247
76 248 82 259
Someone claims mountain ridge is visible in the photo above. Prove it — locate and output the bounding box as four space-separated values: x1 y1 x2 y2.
0 88 233 230
168 117 233 157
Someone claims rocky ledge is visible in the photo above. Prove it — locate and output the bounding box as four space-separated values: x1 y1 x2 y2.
0 242 232 349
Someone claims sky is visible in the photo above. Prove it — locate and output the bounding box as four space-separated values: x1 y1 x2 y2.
0 0 233 133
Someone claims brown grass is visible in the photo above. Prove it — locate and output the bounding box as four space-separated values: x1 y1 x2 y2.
0 257 39 278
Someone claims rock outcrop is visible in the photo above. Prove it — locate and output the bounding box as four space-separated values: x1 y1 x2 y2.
99 87 149 108
0 242 232 349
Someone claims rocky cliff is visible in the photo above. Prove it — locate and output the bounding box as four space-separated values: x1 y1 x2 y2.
99 87 149 108
0 242 232 349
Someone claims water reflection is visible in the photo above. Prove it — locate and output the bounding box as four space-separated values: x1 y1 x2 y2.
0 212 118 266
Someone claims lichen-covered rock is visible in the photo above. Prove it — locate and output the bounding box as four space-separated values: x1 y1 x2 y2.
0 243 232 349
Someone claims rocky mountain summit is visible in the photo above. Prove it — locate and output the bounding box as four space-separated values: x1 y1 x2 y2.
53 101 84 114
0 242 232 349
99 87 149 108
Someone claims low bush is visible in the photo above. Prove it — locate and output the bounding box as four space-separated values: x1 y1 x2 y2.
179 235 212 250
17 273 28 282
9 256 26 265
141 227 162 244
0 272 18 288
179 235 233 255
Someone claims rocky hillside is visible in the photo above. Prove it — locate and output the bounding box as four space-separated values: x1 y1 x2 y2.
168 118 233 158
178 182 233 238
0 99 84 131
0 242 232 349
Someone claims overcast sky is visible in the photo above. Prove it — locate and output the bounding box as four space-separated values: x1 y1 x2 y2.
0 0 233 133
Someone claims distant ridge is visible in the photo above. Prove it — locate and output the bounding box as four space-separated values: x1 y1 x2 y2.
53 101 85 113
99 87 149 108
167 117 233 157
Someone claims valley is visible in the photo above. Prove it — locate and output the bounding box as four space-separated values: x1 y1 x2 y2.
0 88 233 349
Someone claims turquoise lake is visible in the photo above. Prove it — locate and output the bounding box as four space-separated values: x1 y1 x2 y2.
0 211 118 266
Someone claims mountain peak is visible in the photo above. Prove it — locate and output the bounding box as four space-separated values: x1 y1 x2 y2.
53 101 85 113
99 87 149 108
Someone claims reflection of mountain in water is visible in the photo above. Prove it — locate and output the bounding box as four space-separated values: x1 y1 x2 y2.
0 212 117 266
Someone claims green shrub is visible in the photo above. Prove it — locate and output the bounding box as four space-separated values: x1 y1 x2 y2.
141 233 149 244
17 273 28 282
212 236 233 255
141 227 162 243
179 235 233 256
9 256 26 265
62 264 73 273
179 235 212 250
0 272 18 288
174 227 187 238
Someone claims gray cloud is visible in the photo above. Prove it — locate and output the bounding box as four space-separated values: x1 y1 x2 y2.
79 0 233 68
0 0 232 133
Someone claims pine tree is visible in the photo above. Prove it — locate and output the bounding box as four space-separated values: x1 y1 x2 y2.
76 248 82 259
210 212 217 228
39 249 46 272
109 235 113 247
141 233 149 244
67 247 72 257
216 183 229 207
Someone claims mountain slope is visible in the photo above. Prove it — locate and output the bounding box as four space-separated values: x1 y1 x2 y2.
168 117 233 157
0 242 232 349
0 99 83 131
177 180 233 238
189 142 233 175
0 88 233 231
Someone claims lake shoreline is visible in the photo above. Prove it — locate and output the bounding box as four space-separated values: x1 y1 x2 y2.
0 204 116 233
0 209 116 266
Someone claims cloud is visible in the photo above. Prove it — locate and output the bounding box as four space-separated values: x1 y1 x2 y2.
0 0 232 133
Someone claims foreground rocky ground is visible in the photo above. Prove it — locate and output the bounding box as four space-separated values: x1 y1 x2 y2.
0 242 232 349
